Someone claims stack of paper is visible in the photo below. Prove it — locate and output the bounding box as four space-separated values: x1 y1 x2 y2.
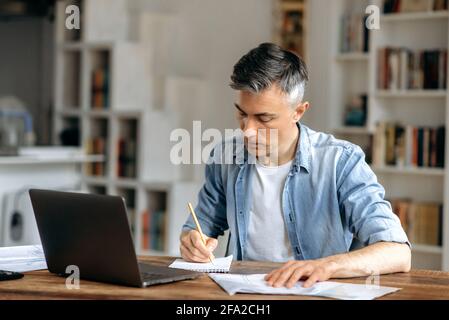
0 245 47 272
209 273 400 300
169 255 233 273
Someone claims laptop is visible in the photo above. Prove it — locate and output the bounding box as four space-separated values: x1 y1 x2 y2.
29 189 202 287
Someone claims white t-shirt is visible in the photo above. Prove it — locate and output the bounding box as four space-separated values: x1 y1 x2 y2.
246 160 295 262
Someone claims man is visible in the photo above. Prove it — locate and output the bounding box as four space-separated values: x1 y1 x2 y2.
180 43 411 288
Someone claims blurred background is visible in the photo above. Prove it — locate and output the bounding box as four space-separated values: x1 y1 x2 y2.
0 0 448 271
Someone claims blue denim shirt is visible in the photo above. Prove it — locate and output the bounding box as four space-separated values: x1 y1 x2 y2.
182 122 410 261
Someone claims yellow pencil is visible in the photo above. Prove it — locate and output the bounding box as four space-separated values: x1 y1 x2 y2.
187 202 214 264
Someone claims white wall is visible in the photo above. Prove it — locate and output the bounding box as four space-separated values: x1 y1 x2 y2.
130 0 274 133
301 0 333 133
132 0 337 135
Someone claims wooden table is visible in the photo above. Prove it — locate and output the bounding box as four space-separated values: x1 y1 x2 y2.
1 256 448 300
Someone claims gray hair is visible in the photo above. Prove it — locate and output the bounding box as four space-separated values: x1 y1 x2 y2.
230 43 309 107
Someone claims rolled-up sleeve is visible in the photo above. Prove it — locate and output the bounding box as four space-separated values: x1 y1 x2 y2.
182 150 229 238
336 144 411 248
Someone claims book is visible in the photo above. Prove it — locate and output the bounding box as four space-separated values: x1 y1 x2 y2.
280 8 305 55
394 200 443 246
373 122 445 168
404 125 413 166
91 67 109 109
434 0 449 10
383 0 441 13
140 208 166 252
385 123 396 165
424 51 440 89
373 122 386 166
117 138 137 178
340 12 369 53
400 0 434 12
423 128 430 167
377 47 447 90
85 137 106 176
150 210 166 251
390 198 411 231
436 126 446 167
141 209 150 250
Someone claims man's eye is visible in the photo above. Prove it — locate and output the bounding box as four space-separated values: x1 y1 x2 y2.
238 113 247 118
259 116 273 122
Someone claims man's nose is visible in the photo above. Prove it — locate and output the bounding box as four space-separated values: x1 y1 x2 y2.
244 128 257 143
242 117 259 133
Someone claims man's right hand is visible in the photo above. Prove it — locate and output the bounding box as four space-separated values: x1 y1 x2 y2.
180 230 218 263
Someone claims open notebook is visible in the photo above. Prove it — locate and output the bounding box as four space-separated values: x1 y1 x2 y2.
169 255 233 273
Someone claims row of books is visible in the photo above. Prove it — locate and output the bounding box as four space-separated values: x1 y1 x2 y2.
340 13 369 53
282 10 303 35
91 66 109 109
85 137 107 176
117 138 137 178
141 209 166 252
377 48 447 90
383 0 448 13
390 199 443 246
281 9 305 55
372 122 445 168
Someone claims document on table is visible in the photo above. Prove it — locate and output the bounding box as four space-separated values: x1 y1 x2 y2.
0 245 47 272
169 255 233 273
209 273 400 300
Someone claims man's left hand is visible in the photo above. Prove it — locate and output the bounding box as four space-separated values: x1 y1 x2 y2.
264 259 339 288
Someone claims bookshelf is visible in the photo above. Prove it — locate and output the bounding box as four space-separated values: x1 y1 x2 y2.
328 0 449 270
375 90 447 98
381 9 449 21
53 0 206 257
335 52 370 62
273 0 308 59
372 165 446 176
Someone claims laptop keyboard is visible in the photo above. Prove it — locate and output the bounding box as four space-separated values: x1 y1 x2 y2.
141 272 166 281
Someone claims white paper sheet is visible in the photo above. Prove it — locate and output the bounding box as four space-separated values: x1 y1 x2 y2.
169 255 233 273
0 245 47 273
209 273 400 300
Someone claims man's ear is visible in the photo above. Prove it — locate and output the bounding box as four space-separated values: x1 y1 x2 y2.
292 101 309 122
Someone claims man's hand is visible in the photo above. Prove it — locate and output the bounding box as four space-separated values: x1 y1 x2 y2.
265 259 338 289
180 230 218 263
264 242 411 289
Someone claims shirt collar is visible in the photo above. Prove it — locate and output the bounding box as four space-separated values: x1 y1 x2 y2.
292 122 311 174
236 122 311 174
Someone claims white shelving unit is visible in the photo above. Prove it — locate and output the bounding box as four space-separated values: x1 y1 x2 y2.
381 10 449 21
375 90 447 98
272 0 308 60
328 0 449 270
53 0 205 257
335 52 370 62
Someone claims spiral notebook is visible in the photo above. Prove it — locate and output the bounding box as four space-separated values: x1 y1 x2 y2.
169 255 233 273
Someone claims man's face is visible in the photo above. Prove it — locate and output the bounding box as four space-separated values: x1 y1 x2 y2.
234 84 308 162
